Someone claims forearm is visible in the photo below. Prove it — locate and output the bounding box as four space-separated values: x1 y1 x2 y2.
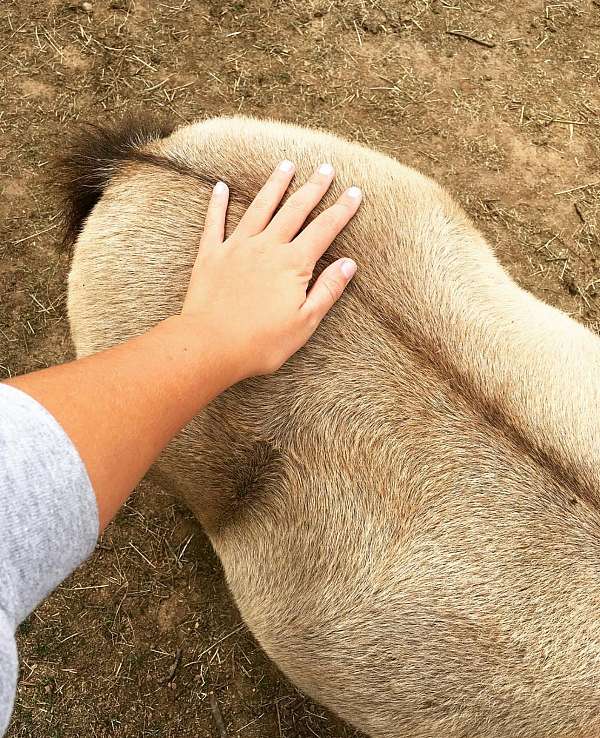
6 316 239 531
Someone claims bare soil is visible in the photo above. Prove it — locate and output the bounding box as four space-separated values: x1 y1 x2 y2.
1 0 598 736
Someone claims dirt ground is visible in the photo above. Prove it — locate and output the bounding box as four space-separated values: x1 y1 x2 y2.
1 0 599 736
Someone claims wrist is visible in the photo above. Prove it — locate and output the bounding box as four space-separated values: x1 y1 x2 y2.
159 314 247 389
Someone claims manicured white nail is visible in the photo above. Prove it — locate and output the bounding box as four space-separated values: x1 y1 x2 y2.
347 186 362 200
318 162 334 176
340 258 357 279
214 180 228 195
279 160 294 172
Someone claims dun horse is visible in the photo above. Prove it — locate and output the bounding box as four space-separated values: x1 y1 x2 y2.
63 115 600 738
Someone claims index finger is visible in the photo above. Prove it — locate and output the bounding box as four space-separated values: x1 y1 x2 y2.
291 186 362 264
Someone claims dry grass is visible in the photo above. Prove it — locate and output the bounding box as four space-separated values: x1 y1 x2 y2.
1 0 599 735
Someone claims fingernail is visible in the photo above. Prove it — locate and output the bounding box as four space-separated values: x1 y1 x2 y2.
347 186 362 200
318 162 334 176
340 258 357 279
279 160 294 172
214 180 228 195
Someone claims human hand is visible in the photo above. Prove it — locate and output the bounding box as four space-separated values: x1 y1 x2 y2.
181 160 361 380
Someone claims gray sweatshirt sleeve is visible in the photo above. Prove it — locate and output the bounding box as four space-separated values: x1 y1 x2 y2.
0 383 99 736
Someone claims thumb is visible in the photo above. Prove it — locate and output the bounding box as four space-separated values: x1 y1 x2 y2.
301 258 357 328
